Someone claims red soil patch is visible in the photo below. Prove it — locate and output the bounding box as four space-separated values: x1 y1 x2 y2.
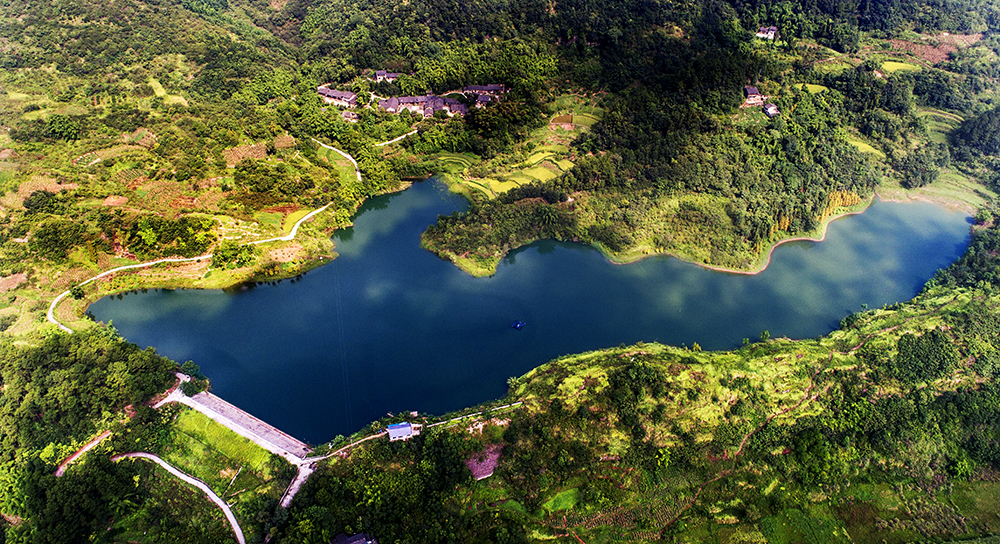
466 444 502 480
0 149 14 160
267 243 304 263
170 196 199 209
223 143 267 167
889 39 955 64
888 33 982 65
103 195 129 206
0 273 27 292
274 134 295 149
121 127 157 148
264 204 301 214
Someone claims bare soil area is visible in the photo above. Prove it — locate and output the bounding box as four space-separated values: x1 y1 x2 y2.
0 273 27 292
889 33 983 65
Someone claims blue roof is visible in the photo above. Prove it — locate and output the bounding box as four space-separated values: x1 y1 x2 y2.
387 422 411 430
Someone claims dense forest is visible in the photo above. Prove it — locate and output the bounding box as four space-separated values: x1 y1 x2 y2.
2 0 1000 540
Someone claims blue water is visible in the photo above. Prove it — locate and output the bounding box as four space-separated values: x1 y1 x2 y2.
90 180 972 443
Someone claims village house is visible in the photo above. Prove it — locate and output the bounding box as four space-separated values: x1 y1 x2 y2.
332 533 378 544
387 421 423 441
463 84 506 96
317 86 358 108
764 103 781 118
341 111 360 123
378 94 469 118
374 70 401 82
755 26 779 40
475 94 493 108
744 85 767 107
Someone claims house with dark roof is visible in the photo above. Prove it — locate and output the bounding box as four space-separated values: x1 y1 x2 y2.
317 86 358 108
474 94 493 108
341 111 360 123
378 94 468 118
764 103 780 118
464 84 506 96
755 26 779 39
744 85 766 107
332 533 378 544
374 70 401 82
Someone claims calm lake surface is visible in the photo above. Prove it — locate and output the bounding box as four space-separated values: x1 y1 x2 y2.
91 180 972 443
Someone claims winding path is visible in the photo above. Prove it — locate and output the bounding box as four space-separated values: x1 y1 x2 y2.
310 138 362 183
113 452 245 544
55 431 111 476
46 200 334 333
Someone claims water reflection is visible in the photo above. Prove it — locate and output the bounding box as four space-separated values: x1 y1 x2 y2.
91 181 971 442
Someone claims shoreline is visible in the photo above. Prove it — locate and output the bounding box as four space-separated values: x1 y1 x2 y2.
606 193 880 276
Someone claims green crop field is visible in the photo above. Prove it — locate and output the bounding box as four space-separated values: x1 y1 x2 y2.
846 137 886 158
882 60 921 73
171 409 272 472
795 83 829 93
283 209 309 233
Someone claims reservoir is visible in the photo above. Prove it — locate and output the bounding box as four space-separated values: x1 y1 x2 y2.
90 180 972 444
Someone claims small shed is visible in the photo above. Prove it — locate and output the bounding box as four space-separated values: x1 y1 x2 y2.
387 422 413 441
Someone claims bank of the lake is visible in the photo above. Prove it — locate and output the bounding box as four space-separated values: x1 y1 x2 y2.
89 179 972 444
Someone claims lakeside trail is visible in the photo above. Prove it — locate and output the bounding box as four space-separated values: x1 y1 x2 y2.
113 452 245 544
46 199 335 334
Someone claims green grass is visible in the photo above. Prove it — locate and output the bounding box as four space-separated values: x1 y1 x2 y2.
171 409 272 472
525 151 555 165
256 212 283 231
846 137 886 159
537 144 570 153
812 60 853 74
882 61 921 73
148 78 168 97
542 488 580 512
523 165 558 181
918 107 963 144
283 209 309 233
573 113 600 127
795 83 829 93
555 159 574 170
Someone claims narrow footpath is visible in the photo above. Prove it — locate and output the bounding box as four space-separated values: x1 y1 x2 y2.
374 130 418 147
55 430 111 476
310 138 362 183
113 452 246 544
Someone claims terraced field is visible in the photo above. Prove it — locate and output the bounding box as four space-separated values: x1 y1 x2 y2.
918 107 963 144
434 95 604 197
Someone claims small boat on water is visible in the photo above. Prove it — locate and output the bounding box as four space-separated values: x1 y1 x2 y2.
510 320 526 330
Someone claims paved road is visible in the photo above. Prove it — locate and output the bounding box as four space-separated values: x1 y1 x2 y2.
114 452 245 544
